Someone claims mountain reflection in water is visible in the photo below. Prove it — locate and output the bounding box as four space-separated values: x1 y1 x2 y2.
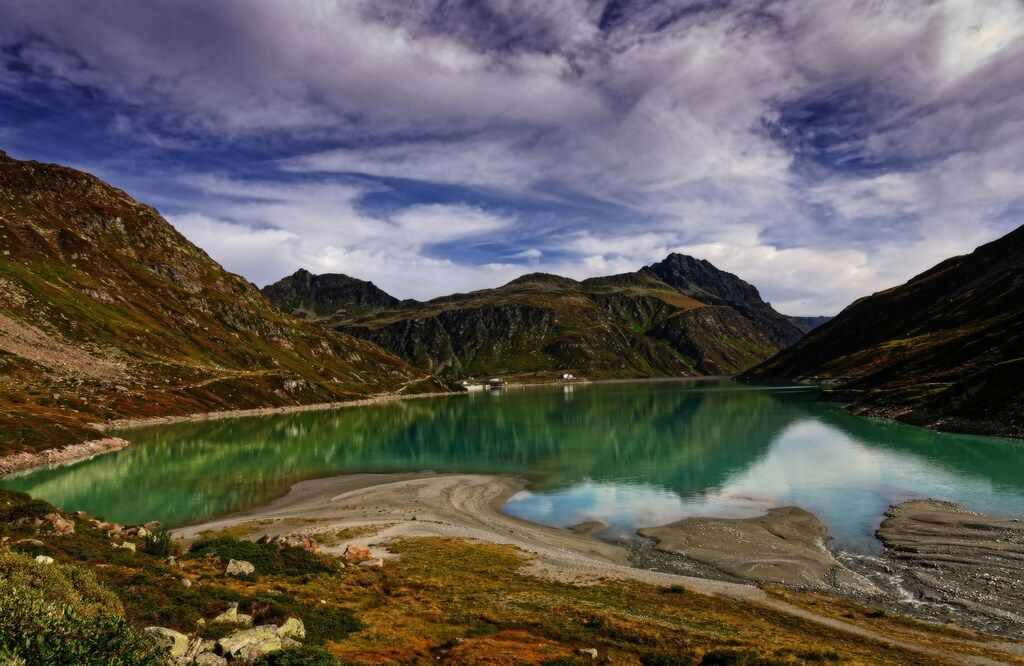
5 379 1023 550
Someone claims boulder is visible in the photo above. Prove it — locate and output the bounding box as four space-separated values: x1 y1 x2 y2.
360 557 384 569
213 603 238 623
216 625 283 660
577 648 599 659
267 533 320 553
342 544 373 562
194 653 227 666
277 617 306 640
117 541 136 553
180 578 192 588
165 555 181 568
43 512 75 535
34 555 54 565
144 626 190 658
225 558 255 576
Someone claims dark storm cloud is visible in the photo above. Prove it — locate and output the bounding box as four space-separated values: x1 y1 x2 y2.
0 0 1021 314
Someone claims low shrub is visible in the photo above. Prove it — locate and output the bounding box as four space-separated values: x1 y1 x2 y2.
250 593 363 645
187 535 334 576
141 526 173 557
0 581 162 665
254 645 342 666
0 548 122 617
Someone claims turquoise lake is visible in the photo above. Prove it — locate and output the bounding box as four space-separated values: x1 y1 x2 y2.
4 379 1023 551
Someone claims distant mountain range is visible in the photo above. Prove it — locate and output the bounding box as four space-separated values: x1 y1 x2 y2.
263 255 809 380
745 224 1024 438
0 151 445 455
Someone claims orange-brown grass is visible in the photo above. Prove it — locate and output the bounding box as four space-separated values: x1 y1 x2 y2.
305 538 948 665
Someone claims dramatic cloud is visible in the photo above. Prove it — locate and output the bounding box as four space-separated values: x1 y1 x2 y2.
1 0 1022 314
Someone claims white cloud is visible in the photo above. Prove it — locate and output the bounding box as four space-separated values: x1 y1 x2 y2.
2 0 1022 314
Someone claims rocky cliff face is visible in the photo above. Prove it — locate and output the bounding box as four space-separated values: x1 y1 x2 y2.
264 256 805 380
0 150 443 454
744 224 1024 438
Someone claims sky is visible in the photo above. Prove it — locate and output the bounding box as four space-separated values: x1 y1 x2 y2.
1 1 1022 315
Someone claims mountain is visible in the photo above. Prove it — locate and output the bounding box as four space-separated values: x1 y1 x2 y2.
0 150 446 456
744 224 1024 438
264 254 805 380
260 269 400 319
787 316 832 333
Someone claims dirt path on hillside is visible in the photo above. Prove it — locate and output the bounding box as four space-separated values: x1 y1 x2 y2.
178 473 1020 665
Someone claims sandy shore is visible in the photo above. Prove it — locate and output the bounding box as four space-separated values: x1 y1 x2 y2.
178 472 1020 665
176 472 758 599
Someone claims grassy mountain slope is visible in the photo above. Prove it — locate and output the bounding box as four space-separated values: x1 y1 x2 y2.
264 256 805 380
744 224 1024 438
0 150 446 455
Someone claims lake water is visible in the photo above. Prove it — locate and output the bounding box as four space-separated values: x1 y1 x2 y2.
5 379 1023 551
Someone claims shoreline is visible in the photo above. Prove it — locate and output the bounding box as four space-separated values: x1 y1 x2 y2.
98 389 463 430
178 472 1024 662
0 375 724 478
0 390 461 478
0 437 132 477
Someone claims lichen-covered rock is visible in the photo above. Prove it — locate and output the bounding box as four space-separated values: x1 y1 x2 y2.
216 625 283 659
144 626 190 658
194 653 227 666
225 558 254 576
33 555 54 565
277 617 306 640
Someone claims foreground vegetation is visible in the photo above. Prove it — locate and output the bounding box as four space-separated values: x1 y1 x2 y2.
3 489 1022 665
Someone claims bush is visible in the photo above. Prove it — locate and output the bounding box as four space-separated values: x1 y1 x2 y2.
142 526 173 557
0 548 122 617
0 583 163 665
187 536 334 576
254 645 341 665
249 594 362 645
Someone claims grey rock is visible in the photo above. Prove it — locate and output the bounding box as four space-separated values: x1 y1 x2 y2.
277 617 306 640
144 626 190 658
225 558 255 576
216 625 283 659
33 555 54 565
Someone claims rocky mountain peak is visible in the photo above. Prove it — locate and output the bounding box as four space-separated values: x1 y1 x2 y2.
261 271 399 318
641 253 765 308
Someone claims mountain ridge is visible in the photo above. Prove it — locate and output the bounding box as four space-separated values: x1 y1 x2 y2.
263 255 807 380
743 224 1024 438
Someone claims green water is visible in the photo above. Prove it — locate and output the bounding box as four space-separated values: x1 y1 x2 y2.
4 379 1023 550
